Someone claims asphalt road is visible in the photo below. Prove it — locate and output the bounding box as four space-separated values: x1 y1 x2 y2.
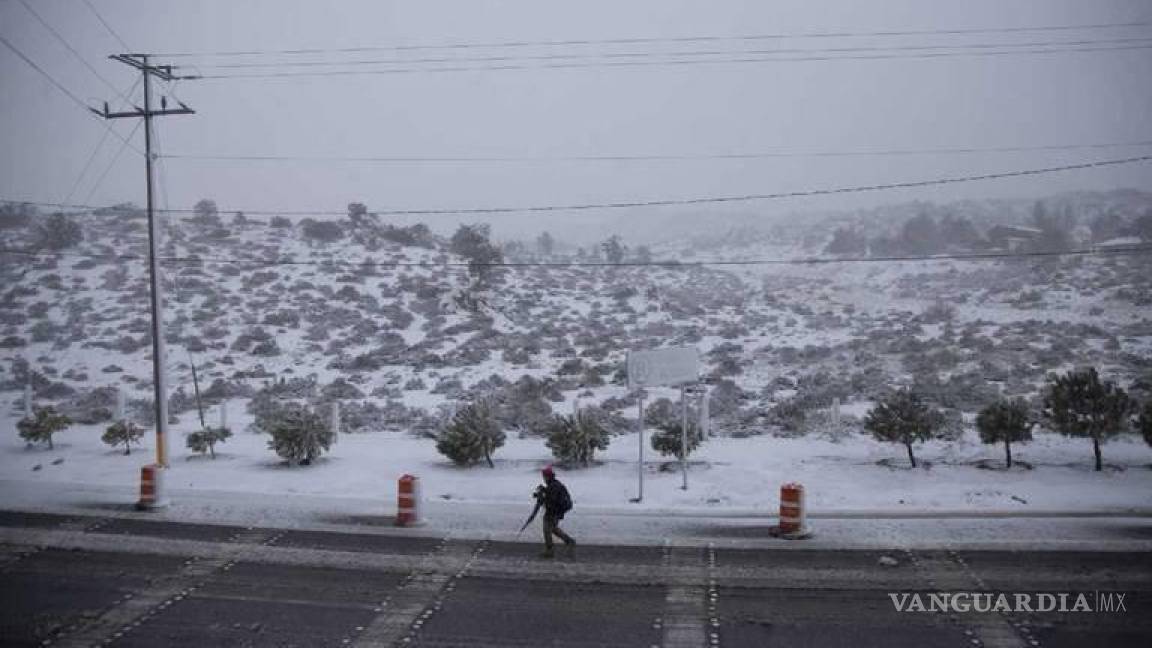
1 509 1150 648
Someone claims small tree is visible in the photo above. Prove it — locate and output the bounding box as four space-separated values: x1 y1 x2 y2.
436 401 505 467
102 420 144 455
546 409 610 467
975 398 1033 468
1137 400 1152 448
186 426 232 459
263 403 333 465
651 421 702 459
1041 367 1130 471
17 405 71 449
864 389 942 468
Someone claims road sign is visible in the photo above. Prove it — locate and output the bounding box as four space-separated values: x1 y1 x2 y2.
627 347 699 390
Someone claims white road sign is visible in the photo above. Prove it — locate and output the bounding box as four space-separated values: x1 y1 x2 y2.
627 347 699 390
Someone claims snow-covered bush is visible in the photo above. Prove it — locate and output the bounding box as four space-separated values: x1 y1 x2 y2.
976 398 1034 468
261 402 333 465
102 420 144 455
59 386 117 424
545 409 610 467
17 405 71 449
650 421 702 459
435 401 504 467
186 426 232 458
864 389 943 468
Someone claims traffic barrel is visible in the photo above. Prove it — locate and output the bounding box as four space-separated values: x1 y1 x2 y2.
771 482 811 539
395 474 425 527
136 464 169 510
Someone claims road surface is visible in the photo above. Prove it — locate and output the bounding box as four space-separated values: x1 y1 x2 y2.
1 509 1149 647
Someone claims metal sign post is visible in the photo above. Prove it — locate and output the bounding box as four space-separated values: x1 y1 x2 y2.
680 384 689 490
627 347 699 502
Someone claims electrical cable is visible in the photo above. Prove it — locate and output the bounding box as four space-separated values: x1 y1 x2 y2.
2 243 1150 270
160 139 1152 165
154 20 1152 57
17 0 135 104
81 119 143 206
82 0 131 53
190 35 1152 71
195 42 1152 79
8 154 1152 218
63 76 142 204
0 33 143 154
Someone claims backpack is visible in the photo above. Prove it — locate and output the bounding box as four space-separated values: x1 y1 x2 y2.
558 485 573 514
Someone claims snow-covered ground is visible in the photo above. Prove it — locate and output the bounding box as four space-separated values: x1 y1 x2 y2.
4 404 1150 518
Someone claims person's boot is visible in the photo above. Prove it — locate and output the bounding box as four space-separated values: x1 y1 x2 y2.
539 548 555 558
565 538 576 557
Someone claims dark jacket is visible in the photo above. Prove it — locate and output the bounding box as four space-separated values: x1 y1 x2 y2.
537 479 571 519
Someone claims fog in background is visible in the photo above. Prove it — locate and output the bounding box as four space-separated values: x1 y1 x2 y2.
2 0 1150 244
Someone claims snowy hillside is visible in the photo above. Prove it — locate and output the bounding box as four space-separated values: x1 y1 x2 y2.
1 192 1151 512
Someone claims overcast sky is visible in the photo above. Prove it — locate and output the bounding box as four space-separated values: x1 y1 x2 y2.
1 0 1150 242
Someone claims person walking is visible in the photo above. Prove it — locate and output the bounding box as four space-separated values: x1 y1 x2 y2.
532 465 575 558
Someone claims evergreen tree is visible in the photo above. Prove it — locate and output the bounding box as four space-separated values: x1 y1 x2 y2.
1137 400 1152 448
536 231 555 255
186 426 233 459
546 409 610 467
102 420 144 455
17 405 71 449
262 403 333 465
436 401 505 467
601 235 626 264
1041 367 1130 471
864 389 942 468
451 224 503 281
975 398 1033 468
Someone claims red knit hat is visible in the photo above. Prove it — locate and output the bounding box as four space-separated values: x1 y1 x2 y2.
541 465 555 477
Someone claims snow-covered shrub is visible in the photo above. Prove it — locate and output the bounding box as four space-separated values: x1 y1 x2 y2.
976 398 1034 468
546 409 610 467
186 426 232 458
650 420 702 458
17 405 71 449
261 402 333 465
435 401 504 467
59 386 117 424
1041 367 1131 471
36 212 83 250
864 389 943 468
102 420 144 455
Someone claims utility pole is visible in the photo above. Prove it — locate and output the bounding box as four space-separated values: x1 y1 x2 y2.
94 54 194 509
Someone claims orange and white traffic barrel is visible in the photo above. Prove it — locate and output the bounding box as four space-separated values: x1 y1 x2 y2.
771 482 811 539
396 474 425 527
136 464 169 510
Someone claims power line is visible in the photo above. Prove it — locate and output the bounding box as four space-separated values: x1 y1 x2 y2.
81 119 143 205
196 42 1152 79
2 243 1150 269
161 139 1152 165
0 32 142 154
190 35 1152 71
8 154 1152 218
64 76 142 204
16 0 132 102
82 0 131 52
155 20 1152 57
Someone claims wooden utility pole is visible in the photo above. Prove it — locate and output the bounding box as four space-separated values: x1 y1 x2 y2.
94 54 194 508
